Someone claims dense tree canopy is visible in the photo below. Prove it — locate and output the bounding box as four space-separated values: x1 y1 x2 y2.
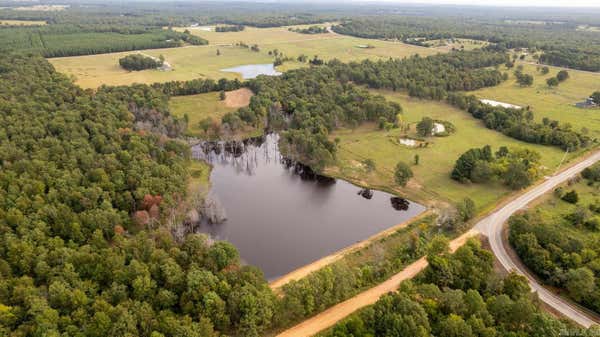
451 145 541 189
324 239 585 337
0 54 275 337
119 54 163 71
0 25 207 57
332 17 600 72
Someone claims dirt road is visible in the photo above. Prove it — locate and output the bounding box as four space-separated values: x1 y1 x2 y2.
275 229 479 337
476 149 600 328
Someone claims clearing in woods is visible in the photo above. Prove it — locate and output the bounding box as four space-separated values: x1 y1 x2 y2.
0 19 46 26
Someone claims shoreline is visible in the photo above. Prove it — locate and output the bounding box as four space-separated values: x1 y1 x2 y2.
269 210 432 289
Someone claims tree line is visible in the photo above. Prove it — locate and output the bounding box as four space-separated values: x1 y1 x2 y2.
326 50 508 100
215 25 245 32
447 93 590 150
332 17 600 72
289 25 328 34
0 25 207 58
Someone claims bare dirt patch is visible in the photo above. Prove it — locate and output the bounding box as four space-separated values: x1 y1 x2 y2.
224 88 254 108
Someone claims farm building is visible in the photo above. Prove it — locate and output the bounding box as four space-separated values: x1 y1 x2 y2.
575 97 597 108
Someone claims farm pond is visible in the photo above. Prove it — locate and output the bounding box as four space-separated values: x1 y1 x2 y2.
191 134 425 280
220 63 282 79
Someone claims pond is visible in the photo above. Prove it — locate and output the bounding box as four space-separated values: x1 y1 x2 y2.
191 134 425 280
220 63 282 79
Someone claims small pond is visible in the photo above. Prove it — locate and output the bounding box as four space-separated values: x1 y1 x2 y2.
191 134 425 280
220 63 282 79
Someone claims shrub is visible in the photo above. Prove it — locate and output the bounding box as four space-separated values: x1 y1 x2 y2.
562 190 579 204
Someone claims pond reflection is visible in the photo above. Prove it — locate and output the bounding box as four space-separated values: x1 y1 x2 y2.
191 134 425 280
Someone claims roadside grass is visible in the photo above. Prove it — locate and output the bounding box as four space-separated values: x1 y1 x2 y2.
170 91 239 137
529 178 600 246
0 19 46 26
326 91 572 211
49 24 440 88
473 62 600 138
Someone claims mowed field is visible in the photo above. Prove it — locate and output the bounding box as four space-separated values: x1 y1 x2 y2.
326 91 571 210
473 62 600 138
49 24 440 88
50 46 274 88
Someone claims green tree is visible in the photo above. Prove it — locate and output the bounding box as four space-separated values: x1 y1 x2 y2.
565 267 595 302
556 70 569 82
394 161 414 186
457 198 476 222
546 77 559 87
562 190 579 204
591 91 600 105
416 117 434 137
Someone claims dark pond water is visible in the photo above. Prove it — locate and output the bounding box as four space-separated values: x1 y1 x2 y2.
191 134 425 280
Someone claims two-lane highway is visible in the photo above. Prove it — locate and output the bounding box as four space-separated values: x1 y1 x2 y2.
476 149 600 328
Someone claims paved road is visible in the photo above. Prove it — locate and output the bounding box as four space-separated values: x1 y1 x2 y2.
475 149 600 328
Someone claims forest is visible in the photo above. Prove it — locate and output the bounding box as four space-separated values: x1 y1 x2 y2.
0 54 277 337
332 17 600 72
323 239 590 337
0 25 207 57
510 163 600 314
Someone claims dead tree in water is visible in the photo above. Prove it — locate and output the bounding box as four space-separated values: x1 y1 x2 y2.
203 193 227 224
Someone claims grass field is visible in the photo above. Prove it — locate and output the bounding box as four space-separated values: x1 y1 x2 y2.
473 62 600 138
180 23 337 45
170 91 240 137
49 24 440 88
50 46 274 88
326 91 573 211
0 19 46 26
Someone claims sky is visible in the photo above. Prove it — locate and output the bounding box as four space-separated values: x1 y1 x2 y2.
359 0 600 7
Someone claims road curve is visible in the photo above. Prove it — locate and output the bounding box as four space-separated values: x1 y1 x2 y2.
475 149 600 328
